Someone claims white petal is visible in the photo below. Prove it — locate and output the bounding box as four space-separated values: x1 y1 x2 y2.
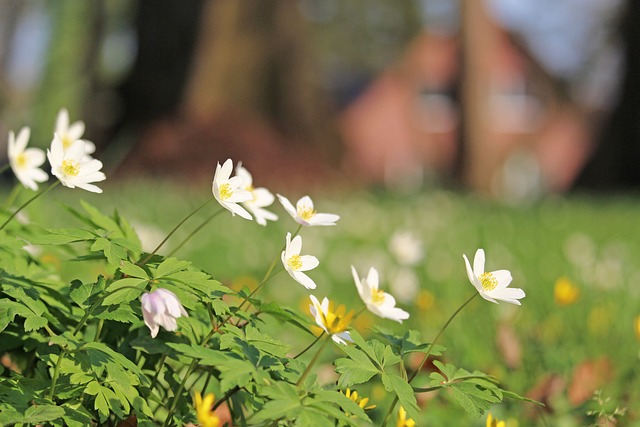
288 234 302 255
67 122 85 141
473 249 485 277
308 213 339 226
225 201 252 220
293 271 317 289
277 194 298 219
463 254 482 292
219 159 233 181
296 196 314 212
55 108 69 134
298 255 319 271
351 266 366 300
491 270 513 289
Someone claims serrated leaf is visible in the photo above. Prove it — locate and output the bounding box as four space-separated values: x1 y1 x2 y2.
24 315 48 331
165 343 228 366
91 237 128 266
102 278 147 305
245 326 290 357
335 346 380 388
23 227 95 245
313 389 370 422
94 303 139 323
119 261 148 279
381 373 420 421
152 258 191 278
23 404 65 423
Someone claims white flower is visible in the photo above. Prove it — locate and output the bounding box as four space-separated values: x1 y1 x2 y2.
389 231 424 266
277 194 339 226
54 108 96 155
463 248 525 305
352 266 409 323
212 159 253 220
140 288 188 338
235 162 278 226
7 127 48 191
281 232 319 289
309 295 353 345
47 134 106 193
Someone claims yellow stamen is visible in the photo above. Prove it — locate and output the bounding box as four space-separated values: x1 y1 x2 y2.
15 153 27 168
61 160 80 177
287 255 303 270
371 288 386 304
321 301 353 335
298 206 316 221
219 183 233 200
479 272 498 291
61 135 73 149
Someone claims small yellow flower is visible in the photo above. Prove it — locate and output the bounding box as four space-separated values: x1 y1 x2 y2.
486 412 506 427
309 295 354 344
634 315 640 341
396 406 416 427
343 388 376 415
554 276 579 306
194 391 219 427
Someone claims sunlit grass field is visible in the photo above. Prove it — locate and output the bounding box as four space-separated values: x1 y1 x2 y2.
21 180 640 426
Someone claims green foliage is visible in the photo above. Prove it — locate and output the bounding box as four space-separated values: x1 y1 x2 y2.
0 185 539 427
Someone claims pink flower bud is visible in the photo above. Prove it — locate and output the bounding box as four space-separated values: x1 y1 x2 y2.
141 288 188 338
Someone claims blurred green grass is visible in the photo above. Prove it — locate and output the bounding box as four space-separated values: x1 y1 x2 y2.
16 180 640 425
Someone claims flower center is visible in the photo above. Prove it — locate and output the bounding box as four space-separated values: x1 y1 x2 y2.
61 135 74 149
298 207 316 221
15 153 27 168
61 159 80 177
479 272 498 291
321 303 353 334
371 288 386 304
219 183 233 200
287 255 302 270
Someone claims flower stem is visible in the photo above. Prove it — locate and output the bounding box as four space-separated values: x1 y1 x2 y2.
47 349 66 400
296 335 331 387
0 180 59 231
167 208 224 257
138 198 214 266
380 292 479 426
293 332 325 359
2 184 22 209
162 359 198 427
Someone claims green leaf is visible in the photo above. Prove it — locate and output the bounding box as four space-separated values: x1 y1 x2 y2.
119 261 149 279
23 227 95 245
69 278 104 308
23 404 65 424
381 373 420 421
152 258 191 278
245 326 290 358
91 237 128 266
335 345 380 388
165 343 228 366
102 278 147 305
312 389 370 422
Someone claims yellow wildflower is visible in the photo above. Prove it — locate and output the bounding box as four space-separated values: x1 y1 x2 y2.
343 388 376 415
486 412 506 427
554 277 579 305
396 406 416 427
193 391 219 427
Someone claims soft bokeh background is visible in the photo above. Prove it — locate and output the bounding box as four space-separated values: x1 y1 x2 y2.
2 0 640 425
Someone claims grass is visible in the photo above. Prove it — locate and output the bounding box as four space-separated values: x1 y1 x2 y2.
11 179 640 426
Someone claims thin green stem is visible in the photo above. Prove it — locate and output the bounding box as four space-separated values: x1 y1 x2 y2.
138 198 214 266
0 163 11 175
381 292 479 426
296 335 331 387
163 359 198 427
293 332 325 359
0 180 59 231
167 208 224 257
2 184 22 209
47 349 67 400
150 354 168 391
